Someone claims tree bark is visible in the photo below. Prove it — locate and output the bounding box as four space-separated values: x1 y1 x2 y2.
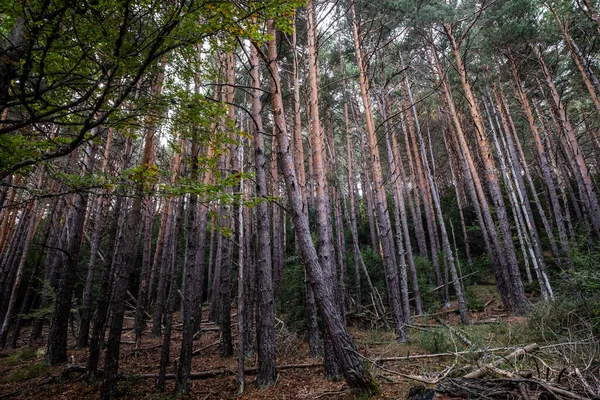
264 19 379 394
248 41 276 388
444 24 526 313
350 5 407 342
46 145 95 365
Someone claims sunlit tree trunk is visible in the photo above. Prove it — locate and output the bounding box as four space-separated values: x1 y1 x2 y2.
307 1 341 377
430 43 513 311
444 24 526 313
350 4 407 341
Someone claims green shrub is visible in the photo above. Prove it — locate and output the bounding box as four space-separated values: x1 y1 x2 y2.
1 347 39 366
3 362 47 383
419 328 452 354
413 256 442 313
466 287 486 312
526 269 600 343
523 280 541 297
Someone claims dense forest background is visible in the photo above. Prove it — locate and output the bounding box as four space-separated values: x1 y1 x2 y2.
1 0 600 398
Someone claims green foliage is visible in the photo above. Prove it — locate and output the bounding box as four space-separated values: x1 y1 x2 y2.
0 0 306 178
525 251 600 342
18 280 55 321
359 247 387 305
3 362 47 383
465 287 486 312
0 347 40 367
413 256 441 313
277 256 307 332
419 328 452 354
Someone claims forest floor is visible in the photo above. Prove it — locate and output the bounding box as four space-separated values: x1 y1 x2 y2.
0 285 561 399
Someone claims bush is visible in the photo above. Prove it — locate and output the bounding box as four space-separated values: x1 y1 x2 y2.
525 264 600 342
0 347 40 366
3 362 47 383
466 287 486 312
419 328 452 354
413 256 441 313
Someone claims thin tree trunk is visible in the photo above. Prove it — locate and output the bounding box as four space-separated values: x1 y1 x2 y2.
430 43 512 311
549 5 600 118
80 130 114 349
484 95 553 300
248 42 276 388
403 73 469 323
157 198 183 392
444 24 526 313
306 2 342 378
350 5 407 342
99 94 165 399
152 199 175 338
379 87 411 323
533 44 600 237
0 199 39 347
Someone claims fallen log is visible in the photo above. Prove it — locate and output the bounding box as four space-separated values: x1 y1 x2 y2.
464 343 539 378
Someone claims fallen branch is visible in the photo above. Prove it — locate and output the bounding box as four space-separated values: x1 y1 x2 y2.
59 362 324 382
371 345 531 362
464 343 539 378
411 308 459 319
354 349 456 384
192 340 220 355
435 317 473 347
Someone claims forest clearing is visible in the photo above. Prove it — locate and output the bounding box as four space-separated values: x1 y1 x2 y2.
1 0 600 398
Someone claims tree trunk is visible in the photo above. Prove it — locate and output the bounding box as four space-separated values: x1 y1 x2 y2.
533 44 600 237
80 129 114 348
99 95 165 399
430 43 513 311
0 199 39 347
264 19 379 394
46 145 95 365
157 198 183 392
350 5 407 342
379 87 411 323
248 41 276 388
445 24 526 313
404 74 469 323
306 2 342 378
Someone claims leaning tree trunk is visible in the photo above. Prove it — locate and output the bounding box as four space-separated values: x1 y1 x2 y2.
264 19 379 395
379 88 411 323
306 0 342 379
534 44 600 237
445 24 526 313
430 43 512 310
